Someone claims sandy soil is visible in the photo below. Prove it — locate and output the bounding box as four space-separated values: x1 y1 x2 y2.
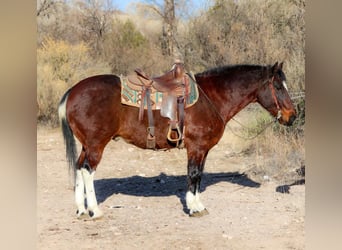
37 123 304 250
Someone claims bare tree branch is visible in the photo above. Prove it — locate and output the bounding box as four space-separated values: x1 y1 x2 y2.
37 0 55 17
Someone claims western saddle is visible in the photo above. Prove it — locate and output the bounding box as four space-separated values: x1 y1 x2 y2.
127 62 190 149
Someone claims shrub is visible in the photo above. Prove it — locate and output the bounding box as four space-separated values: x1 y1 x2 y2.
184 0 305 92
37 37 110 126
239 103 305 185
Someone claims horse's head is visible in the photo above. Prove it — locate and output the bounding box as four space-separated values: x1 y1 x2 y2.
257 62 297 126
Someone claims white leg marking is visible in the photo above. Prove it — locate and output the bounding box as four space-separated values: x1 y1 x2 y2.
75 169 86 217
282 80 288 91
186 191 205 214
81 168 103 219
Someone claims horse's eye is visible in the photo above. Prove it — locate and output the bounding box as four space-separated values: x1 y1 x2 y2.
274 81 282 90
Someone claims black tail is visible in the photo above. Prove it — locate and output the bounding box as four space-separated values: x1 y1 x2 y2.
58 89 77 183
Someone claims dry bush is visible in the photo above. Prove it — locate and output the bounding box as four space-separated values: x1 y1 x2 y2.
37 63 67 125
248 126 305 185
37 37 111 126
37 1 82 46
103 18 175 75
235 105 305 185
38 37 91 82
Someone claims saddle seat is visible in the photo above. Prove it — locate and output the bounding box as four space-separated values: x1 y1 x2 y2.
152 63 186 92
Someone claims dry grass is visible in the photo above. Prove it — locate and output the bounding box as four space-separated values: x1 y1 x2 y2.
250 126 305 184
229 105 305 185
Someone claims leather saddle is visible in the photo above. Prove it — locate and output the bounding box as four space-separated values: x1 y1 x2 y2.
126 62 190 149
127 62 187 93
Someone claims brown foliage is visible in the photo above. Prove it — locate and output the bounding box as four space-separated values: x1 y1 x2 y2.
37 0 305 123
183 0 305 92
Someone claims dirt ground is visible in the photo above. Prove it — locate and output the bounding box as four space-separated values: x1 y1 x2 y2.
37 122 305 250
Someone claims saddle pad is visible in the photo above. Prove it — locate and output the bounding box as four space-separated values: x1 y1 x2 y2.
186 72 199 107
121 75 163 109
120 73 199 110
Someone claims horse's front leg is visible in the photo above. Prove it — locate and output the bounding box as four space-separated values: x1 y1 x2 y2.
186 155 209 217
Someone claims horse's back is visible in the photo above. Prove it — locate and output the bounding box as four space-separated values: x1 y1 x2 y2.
71 74 121 92
67 74 121 114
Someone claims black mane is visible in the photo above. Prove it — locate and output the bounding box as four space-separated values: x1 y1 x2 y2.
195 64 269 77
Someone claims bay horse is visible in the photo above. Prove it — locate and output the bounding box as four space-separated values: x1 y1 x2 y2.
58 62 296 219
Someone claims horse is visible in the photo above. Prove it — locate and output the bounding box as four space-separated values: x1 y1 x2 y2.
58 62 296 219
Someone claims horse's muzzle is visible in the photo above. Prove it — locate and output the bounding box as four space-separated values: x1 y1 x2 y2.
285 113 296 126
278 107 297 126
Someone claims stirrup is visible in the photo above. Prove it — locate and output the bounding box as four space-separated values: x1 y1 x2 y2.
167 123 182 143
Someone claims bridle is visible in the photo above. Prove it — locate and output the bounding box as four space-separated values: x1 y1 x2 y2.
265 76 282 120
227 75 283 140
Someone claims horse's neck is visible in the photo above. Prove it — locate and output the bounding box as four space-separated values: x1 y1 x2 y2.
198 78 259 124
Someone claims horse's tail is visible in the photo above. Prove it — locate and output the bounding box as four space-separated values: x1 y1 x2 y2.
58 88 77 183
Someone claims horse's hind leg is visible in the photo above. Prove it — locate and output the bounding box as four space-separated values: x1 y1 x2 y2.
74 148 87 218
75 169 87 218
76 146 104 219
81 164 103 219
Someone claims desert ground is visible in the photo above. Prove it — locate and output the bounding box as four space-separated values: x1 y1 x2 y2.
37 115 304 250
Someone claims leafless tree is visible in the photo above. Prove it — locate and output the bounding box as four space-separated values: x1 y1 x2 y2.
37 0 56 17
76 0 113 58
161 0 177 57
137 0 180 59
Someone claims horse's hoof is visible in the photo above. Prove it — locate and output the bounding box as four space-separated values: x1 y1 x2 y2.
88 209 104 220
189 208 209 217
76 210 89 220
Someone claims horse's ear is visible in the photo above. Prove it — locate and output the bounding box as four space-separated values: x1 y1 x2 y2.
271 62 279 74
279 62 284 69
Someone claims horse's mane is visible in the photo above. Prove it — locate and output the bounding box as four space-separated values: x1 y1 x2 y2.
195 64 268 77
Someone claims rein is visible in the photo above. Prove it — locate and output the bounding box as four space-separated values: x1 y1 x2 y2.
227 75 282 140
228 117 276 140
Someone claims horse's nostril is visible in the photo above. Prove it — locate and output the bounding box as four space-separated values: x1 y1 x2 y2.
288 114 296 125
